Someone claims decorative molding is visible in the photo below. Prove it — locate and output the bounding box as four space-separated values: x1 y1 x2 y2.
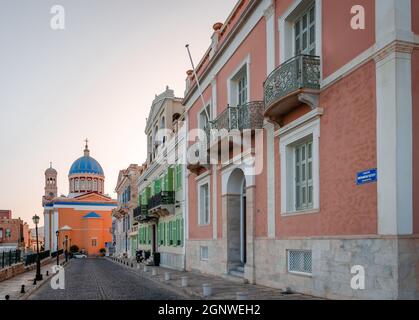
373 40 416 63
263 3 275 20
298 93 320 110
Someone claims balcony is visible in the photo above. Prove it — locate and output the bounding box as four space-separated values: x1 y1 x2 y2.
264 55 320 124
133 205 156 223
208 101 264 134
148 191 175 216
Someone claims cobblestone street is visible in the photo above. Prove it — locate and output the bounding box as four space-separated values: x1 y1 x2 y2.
28 258 184 300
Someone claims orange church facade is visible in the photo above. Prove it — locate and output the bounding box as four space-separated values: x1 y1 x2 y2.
43 143 116 256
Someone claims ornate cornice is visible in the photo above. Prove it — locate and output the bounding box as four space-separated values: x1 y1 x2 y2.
263 3 274 20
373 40 417 63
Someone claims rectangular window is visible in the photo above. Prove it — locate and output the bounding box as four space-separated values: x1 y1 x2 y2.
200 246 209 261
237 74 248 106
294 4 316 56
92 239 97 247
199 104 212 131
199 183 210 225
288 250 312 275
295 139 313 211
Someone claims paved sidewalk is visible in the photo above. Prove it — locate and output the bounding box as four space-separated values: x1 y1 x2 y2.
0 258 66 300
108 257 321 300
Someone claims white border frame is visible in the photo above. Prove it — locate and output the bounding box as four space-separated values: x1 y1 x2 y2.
227 55 251 107
278 0 322 65
279 116 320 215
197 176 211 226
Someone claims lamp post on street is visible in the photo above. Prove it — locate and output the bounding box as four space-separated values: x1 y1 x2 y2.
55 230 59 266
32 215 42 281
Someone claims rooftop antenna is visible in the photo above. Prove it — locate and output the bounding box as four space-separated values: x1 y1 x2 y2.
185 44 211 123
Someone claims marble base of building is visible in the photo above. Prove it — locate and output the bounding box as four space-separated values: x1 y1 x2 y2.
160 252 185 271
186 236 419 300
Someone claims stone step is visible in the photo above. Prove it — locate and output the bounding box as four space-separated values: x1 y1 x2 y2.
222 272 248 284
235 266 244 273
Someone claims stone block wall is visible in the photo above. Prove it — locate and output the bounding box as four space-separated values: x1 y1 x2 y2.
253 236 419 299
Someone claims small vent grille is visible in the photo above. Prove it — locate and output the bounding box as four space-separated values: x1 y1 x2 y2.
288 250 312 275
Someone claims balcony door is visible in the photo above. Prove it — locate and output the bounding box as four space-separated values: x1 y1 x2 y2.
294 4 316 56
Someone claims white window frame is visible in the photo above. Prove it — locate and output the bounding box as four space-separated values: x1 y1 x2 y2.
279 114 320 215
227 55 251 107
198 101 212 131
197 176 211 226
294 3 316 56
279 0 322 64
200 246 209 261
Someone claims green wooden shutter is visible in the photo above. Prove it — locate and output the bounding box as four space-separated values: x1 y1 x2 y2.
149 226 152 244
140 227 143 244
172 220 176 246
180 217 184 247
167 167 174 192
155 179 161 194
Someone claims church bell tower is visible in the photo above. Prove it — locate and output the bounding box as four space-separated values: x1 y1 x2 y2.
43 163 58 205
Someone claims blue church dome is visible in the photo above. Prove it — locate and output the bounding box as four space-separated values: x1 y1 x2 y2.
69 142 104 176
69 156 104 176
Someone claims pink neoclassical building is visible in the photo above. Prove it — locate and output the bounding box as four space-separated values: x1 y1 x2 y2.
183 0 419 299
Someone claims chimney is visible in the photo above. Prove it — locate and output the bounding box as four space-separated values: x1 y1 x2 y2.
210 22 223 59
185 69 194 94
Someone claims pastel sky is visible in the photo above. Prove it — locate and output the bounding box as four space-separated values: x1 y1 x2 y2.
0 0 236 227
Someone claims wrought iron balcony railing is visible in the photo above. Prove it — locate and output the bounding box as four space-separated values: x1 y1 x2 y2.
133 205 150 221
264 55 320 113
148 191 175 210
205 101 264 140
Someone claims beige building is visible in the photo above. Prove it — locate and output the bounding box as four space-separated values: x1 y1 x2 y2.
112 164 142 258
136 86 187 270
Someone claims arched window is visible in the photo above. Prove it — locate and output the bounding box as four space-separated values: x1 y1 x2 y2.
75 179 80 191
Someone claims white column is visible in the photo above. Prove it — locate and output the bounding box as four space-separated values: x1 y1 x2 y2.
265 121 276 238
375 0 414 235
375 0 413 47
44 210 50 251
211 77 218 240
52 209 59 250
264 1 275 75
375 43 413 235
264 1 276 239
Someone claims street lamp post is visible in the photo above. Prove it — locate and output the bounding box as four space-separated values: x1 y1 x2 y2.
65 235 69 262
56 230 59 266
32 214 42 281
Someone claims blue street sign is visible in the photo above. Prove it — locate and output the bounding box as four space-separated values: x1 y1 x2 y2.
357 169 377 185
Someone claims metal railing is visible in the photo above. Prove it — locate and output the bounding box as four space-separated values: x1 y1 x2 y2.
24 250 51 266
205 101 264 141
148 191 175 209
1 250 22 269
51 249 63 258
264 54 320 110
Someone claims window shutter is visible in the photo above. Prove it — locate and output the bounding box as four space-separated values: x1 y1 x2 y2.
174 219 178 247
169 221 172 246
180 218 184 246
172 221 176 246
176 164 182 190
167 167 174 192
